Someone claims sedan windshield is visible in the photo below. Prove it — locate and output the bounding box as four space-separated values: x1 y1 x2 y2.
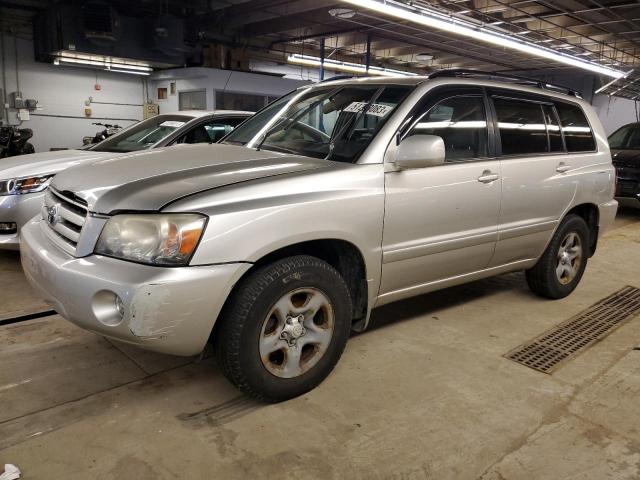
90 115 193 153
609 124 640 150
222 84 413 162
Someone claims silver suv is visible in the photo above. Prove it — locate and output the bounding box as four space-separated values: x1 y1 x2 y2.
21 72 618 402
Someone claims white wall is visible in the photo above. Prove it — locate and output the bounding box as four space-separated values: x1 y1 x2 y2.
150 67 310 112
1 34 145 152
0 34 312 152
592 94 639 135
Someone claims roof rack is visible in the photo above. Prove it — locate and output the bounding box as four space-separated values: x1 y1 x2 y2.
428 69 582 98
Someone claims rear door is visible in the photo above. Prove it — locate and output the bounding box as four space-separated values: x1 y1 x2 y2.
380 86 502 300
488 91 590 266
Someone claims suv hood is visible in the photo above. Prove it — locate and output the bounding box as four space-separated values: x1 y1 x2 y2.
0 149 120 180
51 143 332 213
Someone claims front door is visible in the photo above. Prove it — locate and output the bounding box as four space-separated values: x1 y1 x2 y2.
380 88 501 303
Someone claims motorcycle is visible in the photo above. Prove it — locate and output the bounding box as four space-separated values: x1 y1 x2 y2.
82 122 122 145
0 125 35 158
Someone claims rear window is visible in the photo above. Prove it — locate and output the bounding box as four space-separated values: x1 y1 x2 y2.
542 104 564 153
555 103 596 152
493 97 548 155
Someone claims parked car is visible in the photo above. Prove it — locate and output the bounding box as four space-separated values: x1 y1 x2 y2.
608 122 640 208
21 72 617 402
0 110 252 249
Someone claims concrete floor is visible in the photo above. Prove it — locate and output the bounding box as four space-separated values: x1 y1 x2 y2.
1 206 639 480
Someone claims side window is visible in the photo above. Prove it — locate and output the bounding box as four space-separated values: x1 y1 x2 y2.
407 95 488 162
178 117 246 144
180 125 211 144
542 105 564 153
493 97 547 155
203 117 246 143
555 103 596 152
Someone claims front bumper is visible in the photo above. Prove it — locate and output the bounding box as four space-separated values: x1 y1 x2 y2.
0 192 44 250
20 218 251 356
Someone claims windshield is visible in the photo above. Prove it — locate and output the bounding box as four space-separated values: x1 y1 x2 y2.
222 84 413 162
608 124 640 150
91 115 193 153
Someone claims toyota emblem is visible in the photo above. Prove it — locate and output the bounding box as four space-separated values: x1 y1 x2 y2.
47 204 59 226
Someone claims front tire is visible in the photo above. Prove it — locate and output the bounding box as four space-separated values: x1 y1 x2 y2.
526 214 590 299
215 255 352 402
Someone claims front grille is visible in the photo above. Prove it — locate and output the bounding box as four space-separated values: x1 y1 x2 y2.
42 188 88 255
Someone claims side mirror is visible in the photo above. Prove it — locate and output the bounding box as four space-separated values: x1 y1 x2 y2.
395 134 445 169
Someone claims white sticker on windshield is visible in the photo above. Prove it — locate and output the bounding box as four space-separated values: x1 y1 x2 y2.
159 121 186 128
343 102 393 117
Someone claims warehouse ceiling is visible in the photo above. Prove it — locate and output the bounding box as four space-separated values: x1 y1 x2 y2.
2 0 640 97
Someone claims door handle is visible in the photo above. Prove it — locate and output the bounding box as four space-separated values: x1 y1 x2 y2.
556 162 572 173
478 170 500 183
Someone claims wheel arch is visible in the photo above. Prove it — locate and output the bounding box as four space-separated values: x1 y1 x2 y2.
565 203 599 257
211 239 370 344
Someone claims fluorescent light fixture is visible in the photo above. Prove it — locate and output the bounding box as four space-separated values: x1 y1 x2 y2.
52 51 153 75
287 53 418 77
106 68 151 76
56 56 152 71
340 0 625 78
595 70 634 95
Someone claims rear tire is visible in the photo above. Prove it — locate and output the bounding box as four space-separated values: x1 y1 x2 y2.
526 214 590 299
215 255 352 402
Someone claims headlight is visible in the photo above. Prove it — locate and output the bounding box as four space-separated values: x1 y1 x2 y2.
0 174 55 195
95 214 207 266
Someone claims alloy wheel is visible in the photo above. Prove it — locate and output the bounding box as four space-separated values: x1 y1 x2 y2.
556 232 583 285
259 287 335 378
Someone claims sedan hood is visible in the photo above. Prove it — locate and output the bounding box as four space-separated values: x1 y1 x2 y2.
0 149 120 180
51 143 332 213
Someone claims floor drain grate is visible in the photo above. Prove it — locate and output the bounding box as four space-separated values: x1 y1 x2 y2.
506 286 640 373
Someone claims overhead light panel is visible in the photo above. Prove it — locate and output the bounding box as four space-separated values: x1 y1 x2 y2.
52 51 153 75
328 8 356 19
339 0 625 78
106 68 152 76
415 53 434 62
287 53 417 77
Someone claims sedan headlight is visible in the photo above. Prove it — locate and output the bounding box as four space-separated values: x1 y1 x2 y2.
95 214 207 266
0 174 55 195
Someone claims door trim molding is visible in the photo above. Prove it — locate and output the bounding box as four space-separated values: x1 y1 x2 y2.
375 258 536 307
383 230 498 264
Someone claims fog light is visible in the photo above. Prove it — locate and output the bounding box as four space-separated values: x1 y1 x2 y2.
115 295 125 318
0 222 17 234
92 290 125 326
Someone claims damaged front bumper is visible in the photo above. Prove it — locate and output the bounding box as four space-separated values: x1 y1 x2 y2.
20 218 251 356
